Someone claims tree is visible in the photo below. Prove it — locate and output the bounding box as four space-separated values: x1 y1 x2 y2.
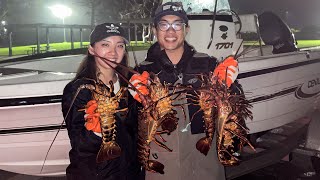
0 0 8 42
74 0 103 27
75 0 163 43
113 0 163 43
0 0 8 20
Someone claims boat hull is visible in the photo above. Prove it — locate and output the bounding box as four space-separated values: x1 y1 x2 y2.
0 49 320 176
239 51 320 133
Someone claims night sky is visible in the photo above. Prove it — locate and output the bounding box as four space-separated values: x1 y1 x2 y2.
3 0 320 29
229 0 320 28
3 0 320 28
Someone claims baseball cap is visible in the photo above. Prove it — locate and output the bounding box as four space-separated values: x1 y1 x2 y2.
89 23 129 45
153 2 188 25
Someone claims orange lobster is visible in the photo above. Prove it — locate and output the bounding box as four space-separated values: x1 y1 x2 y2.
191 72 254 166
136 73 185 174
79 79 127 163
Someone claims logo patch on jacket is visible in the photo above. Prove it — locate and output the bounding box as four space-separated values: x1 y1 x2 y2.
139 61 154 66
188 78 198 84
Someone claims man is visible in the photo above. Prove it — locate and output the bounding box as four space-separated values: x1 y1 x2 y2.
129 2 239 180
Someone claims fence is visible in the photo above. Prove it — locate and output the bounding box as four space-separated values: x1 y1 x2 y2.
3 19 154 56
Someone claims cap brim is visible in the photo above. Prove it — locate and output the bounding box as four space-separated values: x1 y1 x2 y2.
154 11 188 24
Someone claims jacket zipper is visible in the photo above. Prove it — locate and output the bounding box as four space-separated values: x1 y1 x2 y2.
173 65 183 82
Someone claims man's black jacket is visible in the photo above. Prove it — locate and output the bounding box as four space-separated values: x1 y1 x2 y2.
134 42 218 134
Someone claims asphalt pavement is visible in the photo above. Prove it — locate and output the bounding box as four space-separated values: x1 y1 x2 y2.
0 153 319 180
0 170 66 180
234 152 320 180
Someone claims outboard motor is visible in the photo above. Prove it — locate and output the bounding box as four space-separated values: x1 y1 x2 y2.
258 11 298 54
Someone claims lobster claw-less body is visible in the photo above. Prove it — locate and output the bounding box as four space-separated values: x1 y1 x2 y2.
210 75 255 166
194 73 254 166
216 91 254 165
94 83 127 163
193 90 215 156
81 80 127 163
137 74 181 174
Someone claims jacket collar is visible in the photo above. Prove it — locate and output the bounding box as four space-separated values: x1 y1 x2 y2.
146 41 195 73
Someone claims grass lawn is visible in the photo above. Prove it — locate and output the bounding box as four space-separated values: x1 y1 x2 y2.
1 40 320 57
296 40 320 48
244 40 320 48
0 41 152 56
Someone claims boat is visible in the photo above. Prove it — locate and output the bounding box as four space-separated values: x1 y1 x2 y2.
0 0 320 178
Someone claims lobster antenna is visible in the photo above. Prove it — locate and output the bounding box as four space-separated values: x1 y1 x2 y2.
235 41 259 59
207 0 219 49
97 54 140 76
234 39 244 60
40 85 83 173
225 66 229 92
95 54 146 98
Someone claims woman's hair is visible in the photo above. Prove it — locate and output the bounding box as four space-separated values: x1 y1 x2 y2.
74 46 129 87
74 51 97 81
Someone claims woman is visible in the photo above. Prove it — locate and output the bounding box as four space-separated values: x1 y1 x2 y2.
61 23 141 180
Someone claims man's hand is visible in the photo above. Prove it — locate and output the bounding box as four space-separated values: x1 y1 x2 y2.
213 56 239 87
84 100 101 133
128 71 150 103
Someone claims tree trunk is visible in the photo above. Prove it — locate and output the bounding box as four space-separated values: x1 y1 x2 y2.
142 23 152 43
91 4 95 28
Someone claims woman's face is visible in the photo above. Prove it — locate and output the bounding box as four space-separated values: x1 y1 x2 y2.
89 36 126 70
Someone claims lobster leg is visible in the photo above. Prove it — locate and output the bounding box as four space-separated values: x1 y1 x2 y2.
229 118 250 131
154 137 173 152
156 130 171 136
226 129 255 151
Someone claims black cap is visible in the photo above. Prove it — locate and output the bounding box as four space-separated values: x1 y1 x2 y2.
153 2 188 25
89 23 128 45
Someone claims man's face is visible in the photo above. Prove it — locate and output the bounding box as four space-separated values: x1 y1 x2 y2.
154 15 189 52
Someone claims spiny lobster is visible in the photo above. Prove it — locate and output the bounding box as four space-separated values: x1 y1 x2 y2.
41 59 129 172
79 79 128 163
136 73 185 174
191 72 254 166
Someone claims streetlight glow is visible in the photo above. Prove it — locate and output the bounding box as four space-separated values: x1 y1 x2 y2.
49 4 72 42
49 5 72 20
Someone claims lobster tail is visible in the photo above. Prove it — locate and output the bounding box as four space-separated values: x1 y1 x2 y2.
147 160 165 174
96 142 121 163
196 137 212 156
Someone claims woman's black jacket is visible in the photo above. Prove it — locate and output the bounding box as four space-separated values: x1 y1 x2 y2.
61 78 142 180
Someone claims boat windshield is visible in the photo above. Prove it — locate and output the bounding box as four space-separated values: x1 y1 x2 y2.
162 0 231 14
